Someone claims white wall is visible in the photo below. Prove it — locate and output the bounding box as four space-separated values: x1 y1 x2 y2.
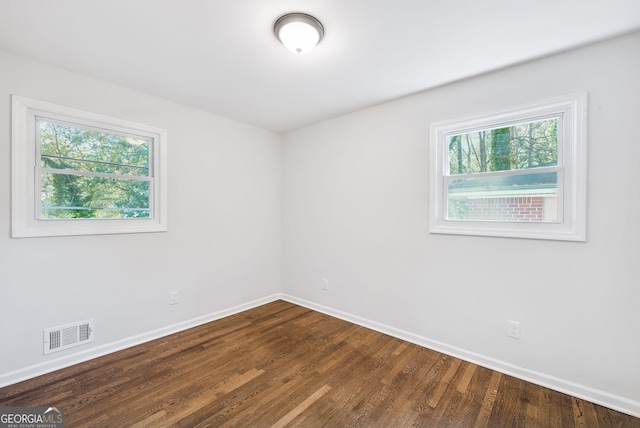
282 32 640 415
0 49 282 383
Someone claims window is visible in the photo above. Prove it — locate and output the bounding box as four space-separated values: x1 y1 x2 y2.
12 96 167 237
429 93 587 241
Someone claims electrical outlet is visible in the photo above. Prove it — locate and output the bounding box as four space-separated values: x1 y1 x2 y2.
170 291 179 305
322 279 329 291
507 320 520 339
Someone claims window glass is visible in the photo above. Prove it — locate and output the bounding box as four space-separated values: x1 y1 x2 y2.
38 120 152 220
447 172 558 222
447 117 558 175
445 117 560 223
40 173 151 219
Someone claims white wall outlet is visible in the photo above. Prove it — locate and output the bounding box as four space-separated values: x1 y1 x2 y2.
170 291 179 305
507 320 520 339
322 279 329 291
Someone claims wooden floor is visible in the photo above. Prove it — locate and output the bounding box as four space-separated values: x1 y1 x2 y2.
1 301 637 427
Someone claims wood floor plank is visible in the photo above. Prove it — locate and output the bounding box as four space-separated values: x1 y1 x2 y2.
271 384 332 428
455 361 477 394
426 357 462 408
412 353 455 412
573 396 601 428
535 386 551 428
0 300 638 427
488 374 529 427
445 364 490 427
469 367 502 427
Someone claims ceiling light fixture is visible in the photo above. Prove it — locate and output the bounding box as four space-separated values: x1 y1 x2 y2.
274 13 324 55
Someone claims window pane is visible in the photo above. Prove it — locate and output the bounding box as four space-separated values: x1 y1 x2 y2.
447 172 558 222
41 172 150 219
448 118 558 175
39 121 150 177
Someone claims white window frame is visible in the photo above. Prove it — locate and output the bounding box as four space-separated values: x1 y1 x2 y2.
12 95 167 237
429 93 587 241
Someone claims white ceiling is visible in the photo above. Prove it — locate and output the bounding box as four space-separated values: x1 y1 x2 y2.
1 1 639 133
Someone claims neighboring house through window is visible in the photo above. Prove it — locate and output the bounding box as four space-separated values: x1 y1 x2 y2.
429 93 587 241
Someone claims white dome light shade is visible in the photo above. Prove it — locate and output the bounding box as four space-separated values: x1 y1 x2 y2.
278 22 319 54
274 13 324 55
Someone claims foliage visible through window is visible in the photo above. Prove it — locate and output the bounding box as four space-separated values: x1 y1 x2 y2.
446 117 560 223
38 120 152 219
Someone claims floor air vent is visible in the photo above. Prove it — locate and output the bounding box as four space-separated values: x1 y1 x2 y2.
44 319 94 355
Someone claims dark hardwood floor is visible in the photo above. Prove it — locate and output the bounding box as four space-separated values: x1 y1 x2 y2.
1 300 638 427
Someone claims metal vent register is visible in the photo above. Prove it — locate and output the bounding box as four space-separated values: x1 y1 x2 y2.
44 319 94 354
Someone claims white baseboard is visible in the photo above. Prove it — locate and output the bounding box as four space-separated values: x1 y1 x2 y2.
280 294 640 418
0 294 282 389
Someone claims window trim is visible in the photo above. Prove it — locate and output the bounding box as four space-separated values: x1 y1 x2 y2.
429 93 587 241
12 95 167 238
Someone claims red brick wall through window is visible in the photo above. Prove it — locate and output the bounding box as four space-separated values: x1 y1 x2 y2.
467 196 544 222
